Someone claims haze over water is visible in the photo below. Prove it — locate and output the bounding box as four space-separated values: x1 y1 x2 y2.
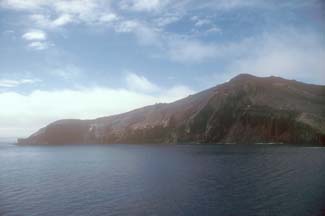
1 143 324 216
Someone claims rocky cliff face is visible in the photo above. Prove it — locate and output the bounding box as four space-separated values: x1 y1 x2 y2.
18 74 325 145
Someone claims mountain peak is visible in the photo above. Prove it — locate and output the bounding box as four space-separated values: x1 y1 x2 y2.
230 74 258 81
229 74 289 85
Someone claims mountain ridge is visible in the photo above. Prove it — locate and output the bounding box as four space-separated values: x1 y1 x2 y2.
18 74 325 145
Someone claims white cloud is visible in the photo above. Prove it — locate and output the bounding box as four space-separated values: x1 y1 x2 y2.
8 0 162 48
1 0 103 14
0 85 194 138
53 0 98 15
206 27 222 33
207 0 262 10
0 79 40 88
22 29 46 40
166 38 218 62
189 16 222 36
30 13 74 29
195 0 317 11
51 14 73 27
194 18 211 27
126 73 160 92
30 14 51 27
28 41 51 50
132 0 161 11
154 15 180 27
115 20 139 33
3 0 114 29
0 0 45 10
22 29 52 50
120 0 167 12
98 13 119 24
115 20 161 46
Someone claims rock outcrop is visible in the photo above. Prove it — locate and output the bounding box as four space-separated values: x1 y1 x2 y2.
18 74 325 145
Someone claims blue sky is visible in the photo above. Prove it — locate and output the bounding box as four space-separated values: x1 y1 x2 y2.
0 0 324 138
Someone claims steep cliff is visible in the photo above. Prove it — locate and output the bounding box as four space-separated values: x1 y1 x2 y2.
18 74 325 145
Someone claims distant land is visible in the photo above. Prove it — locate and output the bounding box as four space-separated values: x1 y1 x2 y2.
18 74 325 145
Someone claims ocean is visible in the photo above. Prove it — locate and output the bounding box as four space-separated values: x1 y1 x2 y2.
0 143 325 216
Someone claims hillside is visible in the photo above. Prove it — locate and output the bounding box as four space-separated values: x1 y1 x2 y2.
18 74 325 145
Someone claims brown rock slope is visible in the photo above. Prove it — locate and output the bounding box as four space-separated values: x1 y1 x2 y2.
18 74 325 145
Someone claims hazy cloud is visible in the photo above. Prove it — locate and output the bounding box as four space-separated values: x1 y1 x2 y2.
98 13 119 24
119 0 168 12
0 78 40 88
22 29 46 40
28 41 50 50
21 29 52 50
115 20 161 46
166 38 219 62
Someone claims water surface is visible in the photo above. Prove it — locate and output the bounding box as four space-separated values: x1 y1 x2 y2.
1 143 325 216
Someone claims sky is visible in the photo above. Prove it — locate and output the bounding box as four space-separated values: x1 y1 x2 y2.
0 0 324 138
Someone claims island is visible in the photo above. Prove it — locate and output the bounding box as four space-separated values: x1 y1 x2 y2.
18 74 325 145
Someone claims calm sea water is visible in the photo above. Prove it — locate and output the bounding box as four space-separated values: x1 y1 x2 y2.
0 143 325 216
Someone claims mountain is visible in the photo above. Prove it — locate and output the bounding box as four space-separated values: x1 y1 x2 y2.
18 74 325 145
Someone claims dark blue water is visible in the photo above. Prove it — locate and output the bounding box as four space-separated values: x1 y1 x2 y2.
1 144 325 216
